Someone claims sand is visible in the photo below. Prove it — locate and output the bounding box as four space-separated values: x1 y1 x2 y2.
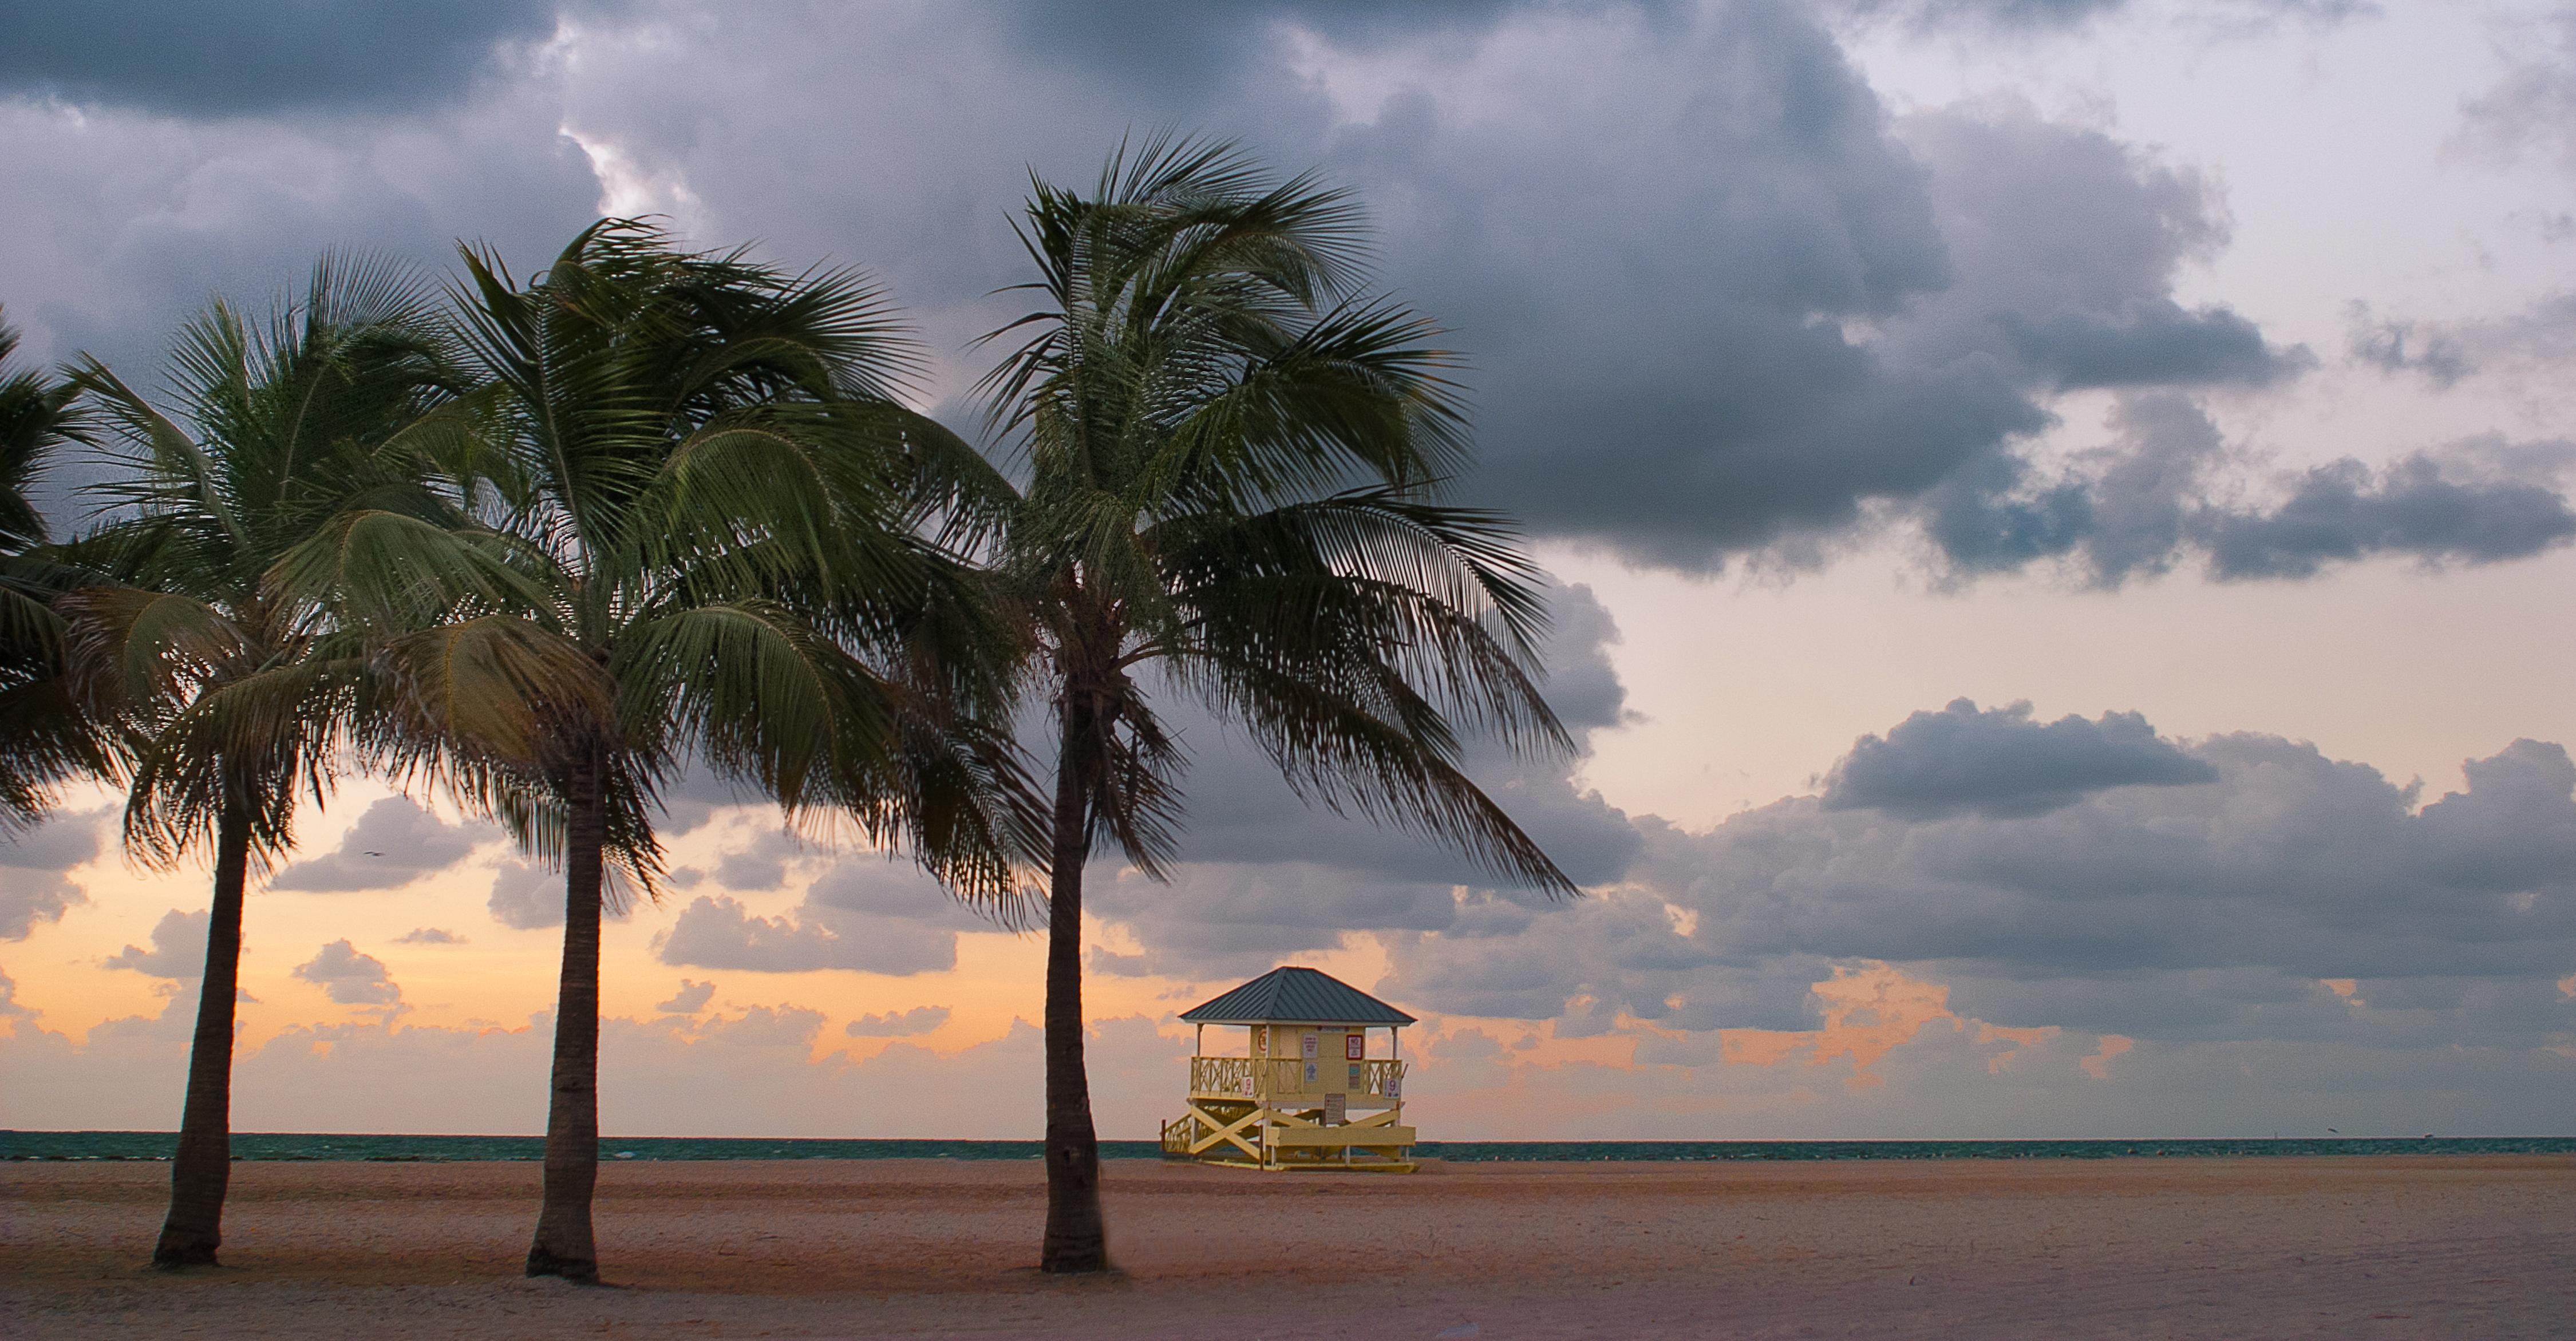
4 1156 2570 1339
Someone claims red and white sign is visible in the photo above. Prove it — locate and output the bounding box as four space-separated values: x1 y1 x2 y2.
1345 1033 1365 1061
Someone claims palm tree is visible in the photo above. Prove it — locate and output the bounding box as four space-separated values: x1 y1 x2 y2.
57 259 461 1268
0 309 113 827
279 220 1029 1283
976 138 1577 1272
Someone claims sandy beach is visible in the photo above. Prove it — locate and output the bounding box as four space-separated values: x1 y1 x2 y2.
5 1156 2570 1340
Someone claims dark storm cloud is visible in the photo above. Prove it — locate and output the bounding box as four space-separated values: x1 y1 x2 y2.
268 797 486 892
1309 23 2308 571
988 0 1539 93
0 0 2539 585
1378 715 2576 1049
0 0 2382 580
0 0 566 118
1322 2 2014 567
1822 698 2217 820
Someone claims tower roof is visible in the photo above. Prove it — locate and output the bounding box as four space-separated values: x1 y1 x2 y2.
1177 966 1417 1026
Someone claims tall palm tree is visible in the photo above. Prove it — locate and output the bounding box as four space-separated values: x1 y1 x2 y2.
279 220 1029 1283
977 138 1577 1272
57 259 462 1268
0 310 113 827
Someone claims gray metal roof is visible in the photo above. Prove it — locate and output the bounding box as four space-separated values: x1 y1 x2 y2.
1177 966 1417 1026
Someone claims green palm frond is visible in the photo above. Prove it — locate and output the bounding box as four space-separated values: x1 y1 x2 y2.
0 308 121 828
982 138 1576 897
57 254 465 864
352 219 1042 900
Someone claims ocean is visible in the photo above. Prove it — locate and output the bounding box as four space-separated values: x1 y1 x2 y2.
7 1131 2571 1162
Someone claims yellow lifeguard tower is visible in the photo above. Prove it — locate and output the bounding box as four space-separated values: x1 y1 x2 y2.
1159 966 1417 1171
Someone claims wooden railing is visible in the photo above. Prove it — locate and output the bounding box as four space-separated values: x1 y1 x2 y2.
1189 1055 1405 1101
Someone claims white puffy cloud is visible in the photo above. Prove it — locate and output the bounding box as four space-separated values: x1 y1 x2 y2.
654 979 716 1014
100 908 208 979
846 1006 950 1037
290 940 402 1007
654 893 958 978
486 858 639 930
270 797 489 893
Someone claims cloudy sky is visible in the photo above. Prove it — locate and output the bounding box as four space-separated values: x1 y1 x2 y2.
4 0 2573 1141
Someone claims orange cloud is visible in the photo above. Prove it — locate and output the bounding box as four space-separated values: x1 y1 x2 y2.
1717 962 1960 1090
2079 1035 2134 1079
1975 1022 2060 1074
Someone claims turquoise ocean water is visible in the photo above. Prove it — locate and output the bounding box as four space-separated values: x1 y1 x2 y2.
7 1131 2571 1162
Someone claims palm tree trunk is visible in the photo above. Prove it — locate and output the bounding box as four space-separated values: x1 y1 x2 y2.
1039 699 1109 1273
151 798 251 1268
527 745 607 1282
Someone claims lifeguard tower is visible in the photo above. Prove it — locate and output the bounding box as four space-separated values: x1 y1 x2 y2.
1159 966 1417 1171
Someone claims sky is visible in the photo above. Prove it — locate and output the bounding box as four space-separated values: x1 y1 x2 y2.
2 0 2572 1141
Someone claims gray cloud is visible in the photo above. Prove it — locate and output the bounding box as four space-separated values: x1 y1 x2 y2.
269 797 485 893
291 939 402 1007
2196 453 2576 580
1888 104 2309 397
846 1005 950 1037
512 1 2323 577
0 0 2542 592
1928 393 2576 584
484 858 637 930
1376 716 2576 1058
1832 0 2377 33
100 909 210 979
1080 583 1643 980
654 895 959 976
1823 698 2218 820
0 0 567 118
2455 6 2576 177
394 927 464 945
712 829 808 893
653 765 761 838
0 808 102 940
2348 295 2576 390
654 857 992 978
655 979 716 1014
1325 33 2310 571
